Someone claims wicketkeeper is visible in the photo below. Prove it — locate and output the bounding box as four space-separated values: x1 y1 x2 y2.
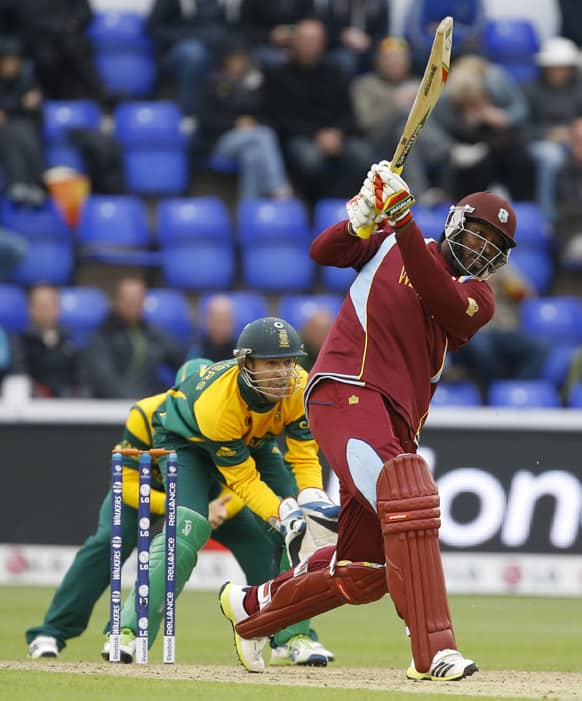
111 319 338 669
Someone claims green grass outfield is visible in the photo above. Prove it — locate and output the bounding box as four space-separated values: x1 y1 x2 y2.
1 586 580 701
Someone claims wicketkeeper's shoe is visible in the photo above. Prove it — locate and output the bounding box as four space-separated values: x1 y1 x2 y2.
101 628 136 664
28 635 59 659
287 635 328 666
406 648 478 681
219 581 268 673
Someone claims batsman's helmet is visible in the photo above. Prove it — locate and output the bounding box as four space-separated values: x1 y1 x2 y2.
174 357 212 385
444 191 517 277
233 317 307 360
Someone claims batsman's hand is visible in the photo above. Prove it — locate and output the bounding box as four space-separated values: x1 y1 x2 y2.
346 161 415 238
297 488 339 562
269 497 307 567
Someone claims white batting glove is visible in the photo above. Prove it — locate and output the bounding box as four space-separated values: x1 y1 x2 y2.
269 497 306 567
346 167 387 239
297 488 339 562
370 160 416 228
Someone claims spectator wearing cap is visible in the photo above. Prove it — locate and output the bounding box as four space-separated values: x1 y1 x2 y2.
524 36 582 221
0 36 46 206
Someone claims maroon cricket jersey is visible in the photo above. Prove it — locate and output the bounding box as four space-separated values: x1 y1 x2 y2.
305 219 496 440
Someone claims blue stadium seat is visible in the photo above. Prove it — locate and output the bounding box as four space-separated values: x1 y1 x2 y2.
0 198 70 241
198 291 269 336
509 249 553 294
144 288 193 344
512 202 552 251
42 100 102 172
483 19 540 83
161 242 235 291
11 241 74 286
115 102 188 194
88 12 156 97
78 195 149 247
242 242 315 291
540 343 578 389
567 382 582 408
488 379 561 408
321 265 356 292
313 198 347 234
238 198 311 244
520 296 582 344
0 284 29 331
431 381 482 407
413 205 446 240
59 287 109 345
278 294 343 331
43 101 101 143
157 197 232 245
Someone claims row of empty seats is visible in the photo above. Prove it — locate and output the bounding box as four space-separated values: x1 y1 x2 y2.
0 194 556 293
86 11 545 102
433 379 582 409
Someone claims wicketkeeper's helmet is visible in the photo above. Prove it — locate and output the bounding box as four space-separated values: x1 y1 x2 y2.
234 317 307 360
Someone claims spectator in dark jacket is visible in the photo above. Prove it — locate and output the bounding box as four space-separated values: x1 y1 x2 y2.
147 0 232 116
315 0 390 76
82 277 183 399
7 0 107 100
263 19 372 201
198 45 291 198
239 0 316 68
14 284 82 397
0 36 46 206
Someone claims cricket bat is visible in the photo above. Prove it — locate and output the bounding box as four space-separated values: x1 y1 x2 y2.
357 17 453 237
390 15 454 176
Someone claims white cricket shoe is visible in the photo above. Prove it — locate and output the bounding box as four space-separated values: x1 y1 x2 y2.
270 637 334 666
407 648 478 681
28 635 58 659
219 582 268 673
101 628 136 664
288 635 328 666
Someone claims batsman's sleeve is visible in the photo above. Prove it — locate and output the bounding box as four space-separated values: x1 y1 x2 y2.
310 220 387 270
396 222 495 340
122 466 166 515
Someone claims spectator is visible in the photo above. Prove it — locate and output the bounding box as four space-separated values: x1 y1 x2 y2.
13 284 82 398
82 277 183 399
263 19 372 202
239 0 316 68
432 55 535 201
404 0 486 75
0 36 46 206
351 37 452 196
555 117 582 267
188 294 238 363
446 264 549 399
298 308 334 372
198 45 292 199
147 0 232 116
9 0 108 101
524 37 582 221
315 0 391 76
